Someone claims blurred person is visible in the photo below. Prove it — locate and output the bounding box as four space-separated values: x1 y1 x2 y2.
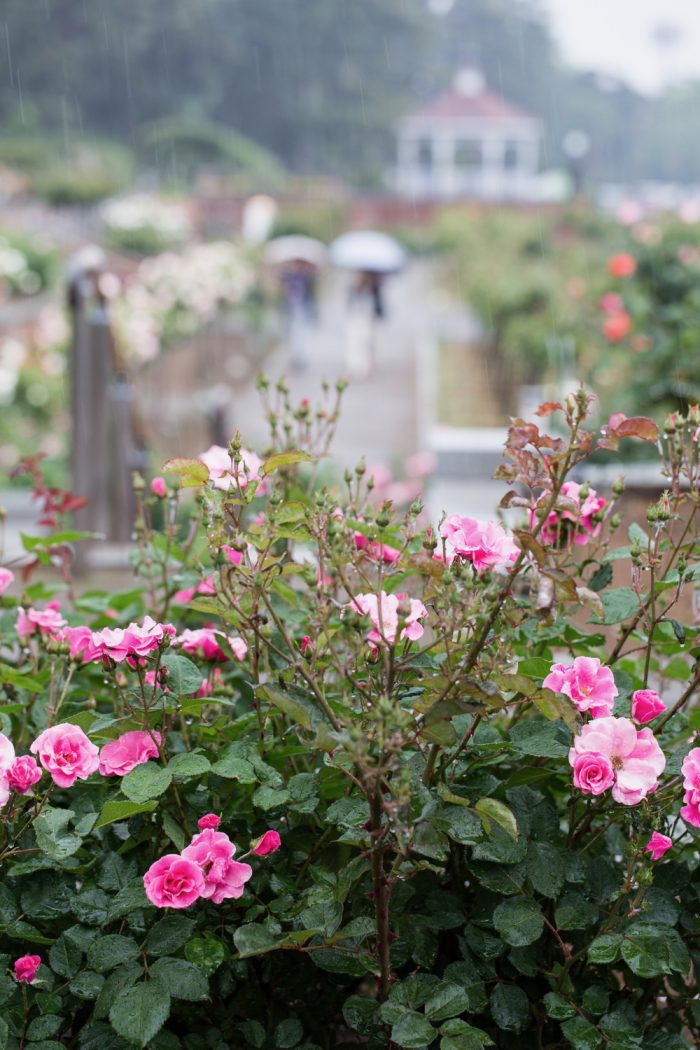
345 269 386 378
280 260 316 370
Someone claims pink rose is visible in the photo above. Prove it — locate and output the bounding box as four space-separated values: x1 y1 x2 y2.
14 954 41 984
350 592 399 647
175 627 242 662
60 625 104 664
440 515 518 572
645 831 672 861
300 635 313 656
182 829 253 903
252 829 281 856
150 477 167 498
30 724 99 788
197 813 221 830
143 854 205 909
96 616 175 665
631 689 666 724
16 601 66 641
0 732 16 807
222 545 244 566
98 730 162 777
199 444 266 493
0 567 13 596
354 533 401 564
349 591 427 648
174 576 216 605
6 755 42 794
543 657 617 718
535 481 606 547
569 716 665 806
401 596 428 642
680 748 700 827
571 752 614 796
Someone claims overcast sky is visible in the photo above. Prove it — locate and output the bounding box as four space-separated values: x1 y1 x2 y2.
538 0 700 94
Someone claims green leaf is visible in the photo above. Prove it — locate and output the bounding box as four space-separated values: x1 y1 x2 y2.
162 812 186 852
145 915 196 958
252 783 291 810
587 933 622 964
209 743 256 782
620 923 690 978
390 1010 436 1048
492 898 544 947
69 970 105 1000
21 529 97 550
26 1015 63 1041
184 934 226 976
489 984 529 1032
162 457 209 487
149 957 209 1001
474 799 518 840
161 653 206 696
121 763 172 804
167 751 211 778
424 982 472 1022
34 807 82 860
95 799 158 828
257 684 314 730
592 587 640 625
87 934 139 973
509 718 571 758
531 688 579 730
526 842 567 899
273 1019 304 1048
109 978 171 1047
588 562 613 592
261 449 314 476
560 1016 602 1049
238 926 315 960
433 805 482 846
49 932 83 977
543 992 576 1020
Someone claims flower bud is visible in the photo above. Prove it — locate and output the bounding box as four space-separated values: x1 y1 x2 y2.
611 475 625 497
252 830 281 856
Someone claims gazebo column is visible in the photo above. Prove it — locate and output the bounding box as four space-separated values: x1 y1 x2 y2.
397 134 419 195
516 137 539 196
483 136 505 199
434 134 456 199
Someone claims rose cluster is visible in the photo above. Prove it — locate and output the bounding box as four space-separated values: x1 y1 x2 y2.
0 725 164 799
143 819 280 909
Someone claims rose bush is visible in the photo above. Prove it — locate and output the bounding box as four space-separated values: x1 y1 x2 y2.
1 381 700 1048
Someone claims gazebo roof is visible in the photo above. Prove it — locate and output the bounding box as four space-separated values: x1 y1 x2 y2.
400 71 540 129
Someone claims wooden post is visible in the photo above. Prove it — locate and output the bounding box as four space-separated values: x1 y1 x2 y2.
67 247 147 571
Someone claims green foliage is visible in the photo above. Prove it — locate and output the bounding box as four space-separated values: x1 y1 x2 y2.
0 386 699 1048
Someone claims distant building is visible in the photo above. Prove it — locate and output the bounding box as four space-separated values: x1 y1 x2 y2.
394 69 543 201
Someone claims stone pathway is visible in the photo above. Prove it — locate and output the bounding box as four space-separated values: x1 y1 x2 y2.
228 263 431 472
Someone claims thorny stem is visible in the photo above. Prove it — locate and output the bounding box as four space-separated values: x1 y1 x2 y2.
370 780 391 1001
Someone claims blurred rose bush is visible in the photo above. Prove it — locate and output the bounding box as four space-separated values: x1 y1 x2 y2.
1 381 700 1049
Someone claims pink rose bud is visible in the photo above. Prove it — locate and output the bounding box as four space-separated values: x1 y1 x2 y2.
645 831 672 861
300 635 313 656
14 954 41 984
0 567 14 596
631 689 666 724
150 477 167 498
6 755 42 794
252 830 281 856
197 813 221 830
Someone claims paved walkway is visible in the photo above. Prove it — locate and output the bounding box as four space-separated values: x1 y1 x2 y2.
229 263 432 472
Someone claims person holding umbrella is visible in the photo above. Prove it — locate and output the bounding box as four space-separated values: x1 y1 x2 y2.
328 230 406 378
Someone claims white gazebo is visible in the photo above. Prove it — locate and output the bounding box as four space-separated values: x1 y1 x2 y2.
394 69 543 201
